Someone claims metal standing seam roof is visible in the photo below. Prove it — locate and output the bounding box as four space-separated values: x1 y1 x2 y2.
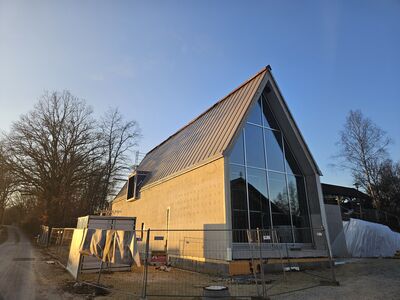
112 66 325 203
134 67 268 188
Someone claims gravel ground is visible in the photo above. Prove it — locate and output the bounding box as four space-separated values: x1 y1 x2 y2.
271 258 400 300
75 258 400 300
43 243 400 300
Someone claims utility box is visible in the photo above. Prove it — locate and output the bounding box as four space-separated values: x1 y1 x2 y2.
67 215 137 279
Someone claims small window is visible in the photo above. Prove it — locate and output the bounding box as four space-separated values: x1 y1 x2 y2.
127 171 148 200
127 175 136 199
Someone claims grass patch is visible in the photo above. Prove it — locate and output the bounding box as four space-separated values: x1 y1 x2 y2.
0 226 8 245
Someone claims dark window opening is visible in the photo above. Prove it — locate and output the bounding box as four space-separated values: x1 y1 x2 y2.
127 171 148 200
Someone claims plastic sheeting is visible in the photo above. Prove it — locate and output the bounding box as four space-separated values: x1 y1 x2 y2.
107 230 141 266
79 229 141 266
343 218 400 257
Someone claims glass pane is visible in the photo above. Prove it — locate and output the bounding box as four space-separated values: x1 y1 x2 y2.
262 213 272 231
250 211 262 229
232 210 248 242
265 129 285 172
269 171 293 243
247 98 262 125
245 124 266 168
230 165 248 210
247 167 269 213
269 172 289 214
287 175 311 243
284 140 302 175
262 95 279 129
229 130 245 165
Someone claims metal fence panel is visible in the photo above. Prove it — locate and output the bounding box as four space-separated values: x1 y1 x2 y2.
44 226 338 299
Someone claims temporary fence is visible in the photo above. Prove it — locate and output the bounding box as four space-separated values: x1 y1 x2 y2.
37 225 50 246
43 226 338 299
38 226 75 266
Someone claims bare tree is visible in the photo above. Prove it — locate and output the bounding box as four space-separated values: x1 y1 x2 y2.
97 108 141 206
4 91 99 226
3 91 141 229
0 142 17 224
336 110 391 208
376 160 400 216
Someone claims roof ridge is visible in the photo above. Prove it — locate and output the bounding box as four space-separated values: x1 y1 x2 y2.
143 66 270 158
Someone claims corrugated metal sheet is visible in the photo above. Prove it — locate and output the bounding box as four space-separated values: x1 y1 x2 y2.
137 67 268 187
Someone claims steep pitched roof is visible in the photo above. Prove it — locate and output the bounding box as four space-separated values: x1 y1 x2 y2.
137 67 268 187
113 66 322 202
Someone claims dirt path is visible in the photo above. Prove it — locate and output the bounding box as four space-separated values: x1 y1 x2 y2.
0 226 80 300
0 226 37 300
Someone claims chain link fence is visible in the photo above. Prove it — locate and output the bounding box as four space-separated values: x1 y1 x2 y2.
41 226 338 299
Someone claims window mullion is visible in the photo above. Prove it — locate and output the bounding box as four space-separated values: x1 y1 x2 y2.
261 99 273 231
282 134 296 243
242 128 251 230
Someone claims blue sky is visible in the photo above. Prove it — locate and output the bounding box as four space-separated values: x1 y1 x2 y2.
1 0 399 187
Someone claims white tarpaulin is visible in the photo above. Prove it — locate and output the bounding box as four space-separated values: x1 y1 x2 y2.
343 218 400 257
79 228 141 266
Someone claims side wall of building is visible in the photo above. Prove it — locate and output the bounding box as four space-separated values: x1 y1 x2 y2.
112 158 230 262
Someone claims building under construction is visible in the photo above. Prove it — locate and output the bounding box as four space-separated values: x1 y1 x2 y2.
112 66 331 272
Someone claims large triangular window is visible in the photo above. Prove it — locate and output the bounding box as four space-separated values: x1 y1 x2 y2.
228 93 311 243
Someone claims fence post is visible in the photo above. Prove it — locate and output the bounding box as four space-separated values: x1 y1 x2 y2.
97 261 104 285
57 229 64 255
46 226 51 248
256 228 267 299
247 229 261 297
141 228 150 300
321 226 339 285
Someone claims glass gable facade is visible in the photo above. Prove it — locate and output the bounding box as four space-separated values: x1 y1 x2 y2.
229 95 311 243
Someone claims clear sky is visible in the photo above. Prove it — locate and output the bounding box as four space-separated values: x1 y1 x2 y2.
1 0 399 187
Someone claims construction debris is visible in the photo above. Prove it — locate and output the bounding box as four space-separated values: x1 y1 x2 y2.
155 264 171 272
